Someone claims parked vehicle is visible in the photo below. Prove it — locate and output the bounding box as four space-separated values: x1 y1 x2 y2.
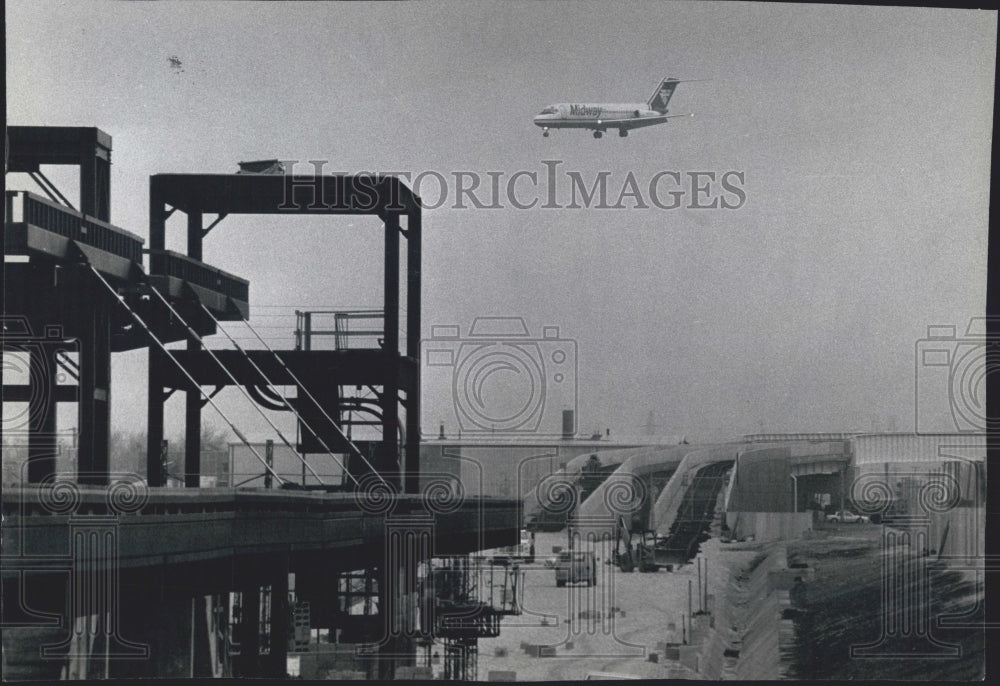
555 551 597 587
825 510 870 524
491 529 536 563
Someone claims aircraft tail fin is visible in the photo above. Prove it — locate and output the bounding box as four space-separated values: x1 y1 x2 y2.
648 78 680 113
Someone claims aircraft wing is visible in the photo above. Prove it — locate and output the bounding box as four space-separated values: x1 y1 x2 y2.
605 113 693 131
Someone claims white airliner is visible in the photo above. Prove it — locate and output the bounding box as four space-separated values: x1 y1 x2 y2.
533 78 695 138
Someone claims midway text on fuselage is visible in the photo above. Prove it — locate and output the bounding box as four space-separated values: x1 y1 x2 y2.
533 77 694 138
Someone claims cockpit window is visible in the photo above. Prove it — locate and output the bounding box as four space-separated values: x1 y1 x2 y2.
539 106 558 115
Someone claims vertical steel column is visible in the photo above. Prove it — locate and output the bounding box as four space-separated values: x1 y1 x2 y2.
26 341 57 482
77 266 111 485
79 129 112 223
375 559 394 682
404 208 421 494
26 270 59 482
184 211 204 488
264 440 274 489
235 580 261 677
147 184 167 486
382 214 401 485
265 562 289 677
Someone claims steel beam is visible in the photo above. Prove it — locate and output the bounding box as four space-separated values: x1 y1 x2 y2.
150 173 419 216
5 127 112 222
185 211 204 488
382 215 401 483
147 184 167 487
160 349 416 388
26 308 58 484
76 266 111 485
405 209 421 493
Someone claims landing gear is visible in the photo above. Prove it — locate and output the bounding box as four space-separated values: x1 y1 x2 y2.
619 129 628 137
593 130 603 139
542 128 549 137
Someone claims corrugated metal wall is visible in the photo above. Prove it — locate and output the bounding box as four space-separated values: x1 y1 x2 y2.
851 433 986 466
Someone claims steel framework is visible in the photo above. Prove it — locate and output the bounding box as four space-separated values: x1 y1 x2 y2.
144 173 422 492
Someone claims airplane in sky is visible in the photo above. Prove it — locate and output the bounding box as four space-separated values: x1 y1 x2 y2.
533 78 696 138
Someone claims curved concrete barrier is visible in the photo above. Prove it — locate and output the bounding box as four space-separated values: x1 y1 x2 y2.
523 446 657 523
572 445 692 530
652 445 738 536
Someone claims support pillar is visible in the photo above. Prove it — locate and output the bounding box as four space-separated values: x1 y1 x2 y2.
147 186 167 487
76 268 111 485
183 364 201 487
265 564 289 678
79 129 112 223
234 582 260 677
146 350 166 487
153 591 196 676
404 208 421 494
27 304 59 483
184 210 204 488
376 560 394 682
381 214 401 486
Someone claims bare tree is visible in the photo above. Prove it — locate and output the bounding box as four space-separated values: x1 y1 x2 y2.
108 424 233 483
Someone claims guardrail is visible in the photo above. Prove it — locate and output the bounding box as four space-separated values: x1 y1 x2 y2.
295 309 384 350
5 191 144 263
2 485 519 517
742 433 859 443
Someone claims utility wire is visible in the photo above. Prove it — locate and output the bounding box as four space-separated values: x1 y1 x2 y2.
144 285 326 485
197 301 359 486
87 266 284 486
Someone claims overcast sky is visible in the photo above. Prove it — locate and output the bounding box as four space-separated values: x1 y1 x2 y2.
5 1 995 444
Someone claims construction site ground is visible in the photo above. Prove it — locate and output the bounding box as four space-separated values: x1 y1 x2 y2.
472 523 984 681
476 530 729 680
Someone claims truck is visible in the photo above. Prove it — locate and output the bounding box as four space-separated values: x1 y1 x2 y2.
491 529 535 564
555 550 597 587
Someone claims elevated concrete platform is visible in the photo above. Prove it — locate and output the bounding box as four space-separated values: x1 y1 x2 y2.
2 486 519 571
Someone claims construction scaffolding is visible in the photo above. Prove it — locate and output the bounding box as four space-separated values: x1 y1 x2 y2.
419 556 524 680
